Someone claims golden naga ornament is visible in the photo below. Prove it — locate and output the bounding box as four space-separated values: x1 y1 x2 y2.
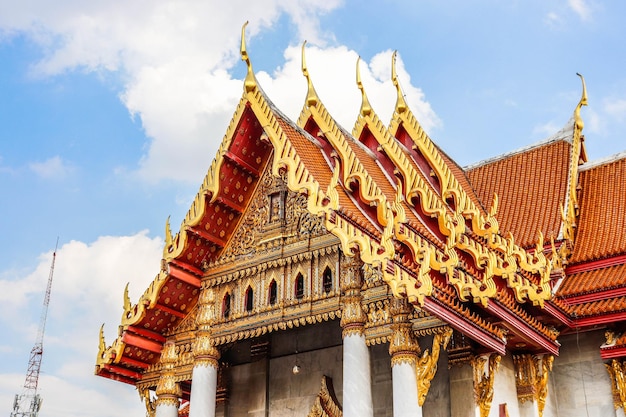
606 359 626 411
416 327 453 406
472 353 501 417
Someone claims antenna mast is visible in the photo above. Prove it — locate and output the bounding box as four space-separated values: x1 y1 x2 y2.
10 239 58 417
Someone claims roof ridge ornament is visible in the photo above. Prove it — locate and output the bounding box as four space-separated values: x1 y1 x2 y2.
391 51 407 114
241 21 257 93
301 41 320 107
356 57 373 117
574 72 588 132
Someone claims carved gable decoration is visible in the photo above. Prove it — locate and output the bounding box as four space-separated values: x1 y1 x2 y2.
219 167 326 263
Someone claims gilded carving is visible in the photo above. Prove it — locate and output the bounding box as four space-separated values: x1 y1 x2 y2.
388 298 420 366
306 375 343 417
472 354 501 417
138 388 156 417
416 327 453 406
155 342 181 407
193 288 220 368
513 354 554 417
606 359 626 411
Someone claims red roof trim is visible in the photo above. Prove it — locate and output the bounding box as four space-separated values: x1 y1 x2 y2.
566 253 626 274
102 364 142 381
561 286 626 305
573 311 626 327
601 346 626 360
155 302 186 319
128 325 167 343
224 150 260 176
423 297 506 355
169 263 202 288
122 332 163 353
487 301 560 355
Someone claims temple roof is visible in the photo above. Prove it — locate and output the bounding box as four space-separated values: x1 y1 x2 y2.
466 137 572 248
570 154 626 264
95 27 626 387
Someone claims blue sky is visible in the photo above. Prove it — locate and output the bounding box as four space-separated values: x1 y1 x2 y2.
1 1 625 416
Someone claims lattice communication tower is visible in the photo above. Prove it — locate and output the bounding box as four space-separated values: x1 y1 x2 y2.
10 241 58 417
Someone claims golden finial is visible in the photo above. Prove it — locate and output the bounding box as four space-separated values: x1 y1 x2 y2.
391 51 407 114
356 57 372 117
574 73 587 131
489 193 499 218
241 21 257 93
164 216 173 248
98 324 106 356
301 41 319 107
123 282 131 312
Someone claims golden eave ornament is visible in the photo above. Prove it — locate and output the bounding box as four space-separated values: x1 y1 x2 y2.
241 21 258 93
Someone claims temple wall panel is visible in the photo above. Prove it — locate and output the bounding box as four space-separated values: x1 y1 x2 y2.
269 345 343 417
491 355 520 417
422 337 451 417
370 343 393 417
551 330 615 417
449 364 474 417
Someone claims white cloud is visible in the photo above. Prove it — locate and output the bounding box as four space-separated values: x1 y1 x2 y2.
568 0 592 21
532 121 562 139
257 45 440 136
28 156 73 179
604 97 626 123
0 0 440 185
0 232 162 417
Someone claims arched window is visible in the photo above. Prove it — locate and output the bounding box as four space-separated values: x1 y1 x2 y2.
268 280 277 305
245 286 254 312
323 266 333 293
222 293 231 318
295 273 304 299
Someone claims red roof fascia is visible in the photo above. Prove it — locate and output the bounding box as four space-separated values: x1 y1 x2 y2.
169 263 202 288
543 302 574 327
600 346 626 360
155 302 187 319
566 253 626 274
561 286 626 305
119 356 151 369
224 150 260 176
122 331 163 353
128 325 167 343
572 311 626 327
423 297 506 355
102 364 142 381
487 301 560 355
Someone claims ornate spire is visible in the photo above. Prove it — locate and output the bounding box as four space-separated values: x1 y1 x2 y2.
301 41 320 107
356 57 373 117
391 51 407 114
574 72 588 132
241 21 257 93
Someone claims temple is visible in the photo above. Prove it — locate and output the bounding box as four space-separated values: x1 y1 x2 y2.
95 25 626 417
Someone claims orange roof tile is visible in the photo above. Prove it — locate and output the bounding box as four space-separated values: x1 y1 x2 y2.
570 156 626 263
568 296 626 318
466 140 571 248
557 263 626 298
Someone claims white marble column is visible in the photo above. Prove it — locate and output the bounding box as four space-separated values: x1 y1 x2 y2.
189 364 218 417
340 253 373 417
388 298 421 417
343 333 374 417
156 402 179 417
189 286 220 417
392 362 421 417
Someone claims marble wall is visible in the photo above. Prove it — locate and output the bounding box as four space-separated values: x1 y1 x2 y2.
550 330 615 417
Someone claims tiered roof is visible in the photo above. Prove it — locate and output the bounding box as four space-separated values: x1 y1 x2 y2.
95 25 626 388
